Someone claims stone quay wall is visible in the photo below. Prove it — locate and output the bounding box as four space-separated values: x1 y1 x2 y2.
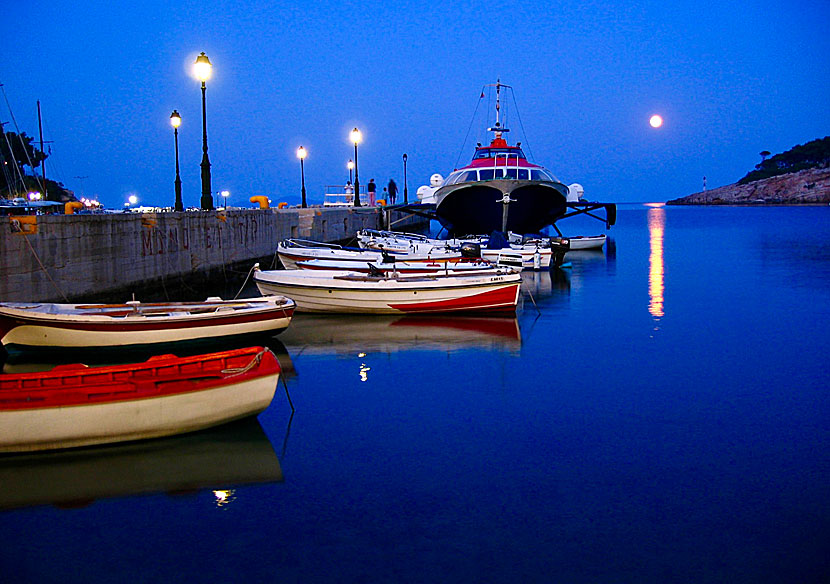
1 206 427 303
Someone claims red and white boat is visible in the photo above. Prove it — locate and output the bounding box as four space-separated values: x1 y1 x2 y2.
0 346 281 453
277 238 461 270
0 296 296 352
253 265 521 314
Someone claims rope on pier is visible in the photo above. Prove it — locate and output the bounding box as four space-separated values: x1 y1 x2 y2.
21 232 68 302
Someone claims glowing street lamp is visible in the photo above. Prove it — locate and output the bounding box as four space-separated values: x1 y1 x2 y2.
220 190 230 207
170 110 183 211
126 194 138 209
194 52 214 210
350 128 362 207
297 146 308 208
27 191 42 201
347 159 354 184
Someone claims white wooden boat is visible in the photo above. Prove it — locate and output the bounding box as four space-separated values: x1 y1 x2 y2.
277 238 462 270
0 346 281 453
564 234 606 250
253 266 521 314
0 295 296 351
295 257 496 274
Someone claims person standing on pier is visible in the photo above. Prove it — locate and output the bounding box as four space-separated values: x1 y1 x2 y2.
368 179 376 206
388 179 398 205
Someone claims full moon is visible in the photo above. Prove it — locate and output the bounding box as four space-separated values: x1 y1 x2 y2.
649 114 664 128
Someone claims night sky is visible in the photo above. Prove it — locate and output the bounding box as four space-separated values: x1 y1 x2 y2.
2 0 828 209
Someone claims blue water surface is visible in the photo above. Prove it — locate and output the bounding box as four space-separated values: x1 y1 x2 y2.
1 205 828 583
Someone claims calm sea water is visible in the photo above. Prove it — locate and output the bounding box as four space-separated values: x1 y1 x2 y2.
1 204 828 583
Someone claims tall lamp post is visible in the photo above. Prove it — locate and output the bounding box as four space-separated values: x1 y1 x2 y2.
347 159 354 185
297 146 308 208
350 128 362 207
194 52 214 210
170 110 183 211
402 153 409 204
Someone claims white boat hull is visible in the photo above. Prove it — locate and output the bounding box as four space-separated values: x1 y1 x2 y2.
0 373 279 453
254 269 520 314
0 296 295 350
565 235 606 250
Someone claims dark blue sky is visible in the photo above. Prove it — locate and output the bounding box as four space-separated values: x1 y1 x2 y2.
2 0 828 208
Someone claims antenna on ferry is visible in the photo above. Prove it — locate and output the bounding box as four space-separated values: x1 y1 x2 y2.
487 79 510 138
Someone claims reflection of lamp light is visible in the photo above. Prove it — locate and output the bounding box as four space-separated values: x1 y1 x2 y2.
213 489 235 507
194 52 214 210
350 128 362 207
297 146 307 208
648 205 666 320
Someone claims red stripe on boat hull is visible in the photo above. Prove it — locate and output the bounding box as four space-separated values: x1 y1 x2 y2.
387 283 519 314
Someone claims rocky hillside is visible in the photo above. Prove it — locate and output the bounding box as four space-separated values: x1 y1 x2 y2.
667 166 830 205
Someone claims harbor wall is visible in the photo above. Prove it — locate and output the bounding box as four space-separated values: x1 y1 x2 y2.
1 206 427 303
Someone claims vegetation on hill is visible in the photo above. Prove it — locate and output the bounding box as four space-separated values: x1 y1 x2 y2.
738 136 830 184
1 130 73 201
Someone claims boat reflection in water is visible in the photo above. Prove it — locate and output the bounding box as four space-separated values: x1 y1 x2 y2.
279 313 521 355
0 417 281 511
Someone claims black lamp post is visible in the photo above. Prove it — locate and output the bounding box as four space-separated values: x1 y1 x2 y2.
347 159 354 185
402 153 409 204
194 52 214 210
297 146 308 208
170 110 183 211
350 128 361 207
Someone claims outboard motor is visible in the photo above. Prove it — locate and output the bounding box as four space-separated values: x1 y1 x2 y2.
460 242 481 259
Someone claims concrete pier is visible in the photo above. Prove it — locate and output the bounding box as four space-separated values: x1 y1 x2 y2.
1 206 427 303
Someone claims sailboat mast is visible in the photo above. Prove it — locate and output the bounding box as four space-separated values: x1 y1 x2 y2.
37 100 47 198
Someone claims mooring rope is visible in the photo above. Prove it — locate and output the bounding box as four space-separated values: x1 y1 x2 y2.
21 231 69 302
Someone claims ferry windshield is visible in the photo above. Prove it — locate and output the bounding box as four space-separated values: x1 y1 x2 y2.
473 148 526 160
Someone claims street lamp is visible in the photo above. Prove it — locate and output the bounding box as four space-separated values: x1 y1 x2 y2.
402 153 409 203
220 190 230 207
347 159 354 184
350 128 362 207
297 146 308 208
194 52 213 210
170 110 183 211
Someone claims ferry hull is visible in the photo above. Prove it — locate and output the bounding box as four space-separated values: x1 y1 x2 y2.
435 180 568 235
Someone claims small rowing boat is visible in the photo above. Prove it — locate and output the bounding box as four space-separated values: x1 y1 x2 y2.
0 296 296 352
0 346 281 453
277 238 461 269
253 266 521 314
563 234 607 250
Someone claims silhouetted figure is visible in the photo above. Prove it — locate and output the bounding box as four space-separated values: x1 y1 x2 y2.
368 179 376 206
388 179 398 205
